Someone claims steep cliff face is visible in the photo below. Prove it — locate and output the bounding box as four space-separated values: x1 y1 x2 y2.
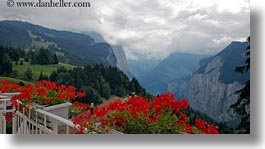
84 32 133 79
92 43 117 67
186 42 249 127
111 45 134 79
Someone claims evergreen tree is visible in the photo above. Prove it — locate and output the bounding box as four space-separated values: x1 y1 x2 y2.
23 68 33 81
49 71 57 81
43 74 49 80
100 82 111 99
36 48 49 65
80 86 102 105
38 71 44 81
47 65 147 106
53 53 59 64
116 85 126 97
0 53 12 75
29 49 36 65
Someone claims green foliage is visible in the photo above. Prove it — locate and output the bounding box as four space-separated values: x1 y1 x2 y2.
38 71 49 81
29 48 59 65
99 77 111 99
80 86 102 105
119 111 183 134
23 67 33 81
0 53 12 76
0 46 26 75
49 65 147 105
0 46 72 82
20 60 23 65
11 60 73 82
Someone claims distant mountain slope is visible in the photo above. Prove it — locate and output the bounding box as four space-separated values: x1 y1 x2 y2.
111 45 134 79
85 32 105 43
0 20 117 66
195 41 249 84
85 32 134 79
128 55 160 79
140 53 205 96
186 41 249 127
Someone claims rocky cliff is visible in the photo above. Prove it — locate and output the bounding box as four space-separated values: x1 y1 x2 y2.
186 41 249 127
111 45 134 79
85 32 133 79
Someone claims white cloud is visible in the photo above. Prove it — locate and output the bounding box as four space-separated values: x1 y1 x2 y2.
0 0 250 60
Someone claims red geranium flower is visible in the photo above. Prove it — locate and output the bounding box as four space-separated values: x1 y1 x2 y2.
77 91 86 98
3 113 13 123
57 92 66 100
37 88 47 97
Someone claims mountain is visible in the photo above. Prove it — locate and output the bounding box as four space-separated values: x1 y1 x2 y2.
139 53 205 96
84 32 133 79
128 55 160 79
111 45 134 79
85 32 105 43
185 41 250 127
0 20 117 67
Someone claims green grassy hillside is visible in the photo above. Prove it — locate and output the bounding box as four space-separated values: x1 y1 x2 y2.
11 60 75 82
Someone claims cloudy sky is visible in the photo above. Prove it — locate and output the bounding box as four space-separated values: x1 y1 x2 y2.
0 0 250 60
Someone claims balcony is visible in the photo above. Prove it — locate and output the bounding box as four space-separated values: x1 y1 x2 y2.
0 94 125 134
0 95 80 134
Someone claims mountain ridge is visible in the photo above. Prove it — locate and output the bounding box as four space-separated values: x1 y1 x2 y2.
186 41 249 127
139 52 206 96
0 20 117 67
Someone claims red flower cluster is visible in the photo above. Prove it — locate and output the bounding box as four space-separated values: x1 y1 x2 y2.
37 88 47 97
77 92 86 98
175 112 194 133
1 79 87 107
195 118 219 134
151 93 189 115
3 113 13 123
0 79 21 93
127 96 150 117
73 93 219 134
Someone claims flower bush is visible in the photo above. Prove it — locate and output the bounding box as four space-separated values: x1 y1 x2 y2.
73 93 219 134
0 79 86 122
0 79 21 93
0 79 86 109
1 79 219 134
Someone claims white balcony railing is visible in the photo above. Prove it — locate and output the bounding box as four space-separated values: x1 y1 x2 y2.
0 95 12 134
0 96 79 134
